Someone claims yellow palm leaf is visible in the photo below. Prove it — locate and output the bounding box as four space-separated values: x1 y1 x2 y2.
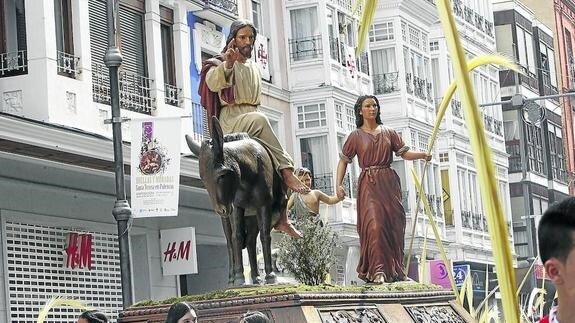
37 296 91 323
356 0 376 55
404 54 517 272
436 0 519 320
411 168 460 302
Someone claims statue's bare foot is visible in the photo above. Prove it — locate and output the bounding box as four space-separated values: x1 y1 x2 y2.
274 221 303 239
281 169 310 194
372 272 386 284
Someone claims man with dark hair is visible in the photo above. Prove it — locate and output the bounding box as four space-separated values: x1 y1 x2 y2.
538 197 575 323
77 310 109 323
199 19 309 239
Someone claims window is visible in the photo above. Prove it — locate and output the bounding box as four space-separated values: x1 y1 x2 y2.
401 21 407 41
300 136 331 193
55 0 78 77
371 48 398 94
297 103 326 128
160 6 178 106
251 0 263 34
408 25 420 49
54 0 73 55
89 0 152 113
549 123 567 182
0 0 27 76
516 26 536 76
369 22 394 42
540 42 558 89
526 123 544 175
335 102 344 129
429 41 439 51
289 7 320 61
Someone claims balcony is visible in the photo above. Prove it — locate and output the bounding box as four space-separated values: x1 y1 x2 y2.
474 13 484 31
493 119 502 136
451 99 462 119
57 51 80 79
461 210 472 229
194 0 238 26
463 6 474 24
472 212 483 231
406 73 413 93
289 35 323 62
453 0 463 17
484 21 494 37
313 172 334 195
0 50 28 77
342 173 358 199
506 140 521 173
164 83 181 107
483 114 493 132
92 63 154 115
413 76 427 101
373 72 399 95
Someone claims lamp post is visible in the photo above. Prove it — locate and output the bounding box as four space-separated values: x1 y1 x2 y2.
104 0 133 309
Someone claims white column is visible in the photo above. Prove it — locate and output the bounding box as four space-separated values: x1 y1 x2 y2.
23 0 56 120
144 0 165 115
173 2 191 113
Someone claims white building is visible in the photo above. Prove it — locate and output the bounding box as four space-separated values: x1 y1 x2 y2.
0 0 297 321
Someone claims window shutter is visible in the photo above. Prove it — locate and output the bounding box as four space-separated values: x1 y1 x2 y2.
89 0 146 77
118 6 146 76
88 0 108 66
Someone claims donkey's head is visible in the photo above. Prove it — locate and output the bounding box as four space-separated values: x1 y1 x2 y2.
186 117 239 216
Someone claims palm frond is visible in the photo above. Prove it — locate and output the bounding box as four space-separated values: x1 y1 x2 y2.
356 0 376 55
37 296 91 323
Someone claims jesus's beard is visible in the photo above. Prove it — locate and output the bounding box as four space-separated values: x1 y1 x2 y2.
239 45 253 59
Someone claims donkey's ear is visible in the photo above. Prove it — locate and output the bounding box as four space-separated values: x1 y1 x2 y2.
211 116 224 160
185 134 201 156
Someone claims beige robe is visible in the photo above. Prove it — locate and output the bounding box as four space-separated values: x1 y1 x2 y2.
205 60 294 170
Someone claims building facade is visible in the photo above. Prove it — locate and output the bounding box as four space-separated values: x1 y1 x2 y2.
0 0 275 321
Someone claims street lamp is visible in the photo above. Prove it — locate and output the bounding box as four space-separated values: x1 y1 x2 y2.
104 0 133 308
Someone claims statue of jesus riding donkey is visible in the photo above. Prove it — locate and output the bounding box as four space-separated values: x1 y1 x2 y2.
186 20 310 286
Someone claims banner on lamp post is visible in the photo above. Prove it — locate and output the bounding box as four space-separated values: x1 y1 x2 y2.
130 117 181 218
160 227 198 276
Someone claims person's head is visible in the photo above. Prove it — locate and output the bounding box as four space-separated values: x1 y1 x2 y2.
77 310 109 323
353 95 382 128
239 311 271 323
165 302 197 323
538 197 575 295
295 167 312 188
222 19 257 58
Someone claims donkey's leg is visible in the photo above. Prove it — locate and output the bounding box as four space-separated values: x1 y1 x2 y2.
220 216 235 286
258 205 276 284
245 217 262 285
230 207 246 285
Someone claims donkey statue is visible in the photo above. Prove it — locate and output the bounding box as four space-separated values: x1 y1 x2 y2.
186 116 285 285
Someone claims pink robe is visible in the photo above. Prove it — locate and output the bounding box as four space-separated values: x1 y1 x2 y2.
341 126 409 282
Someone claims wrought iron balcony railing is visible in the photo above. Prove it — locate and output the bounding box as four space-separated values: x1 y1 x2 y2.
451 99 462 118
342 173 358 199
474 13 484 31
413 76 427 101
289 35 323 62
464 6 474 24
57 51 80 78
493 119 503 136
373 72 399 95
204 0 238 16
0 50 28 77
461 210 472 229
164 83 181 106
472 212 483 231
453 0 463 17
92 63 154 114
483 114 493 132
484 21 494 37
426 81 433 103
313 172 334 195
406 73 413 93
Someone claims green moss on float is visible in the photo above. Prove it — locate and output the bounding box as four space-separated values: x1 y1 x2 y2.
131 283 442 308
